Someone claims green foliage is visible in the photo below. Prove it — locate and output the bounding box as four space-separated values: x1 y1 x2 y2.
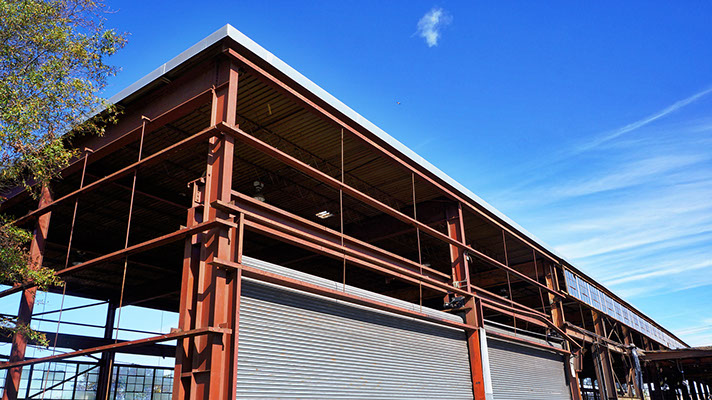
0 316 49 346
0 0 125 343
0 0 126 194
0 215 63 288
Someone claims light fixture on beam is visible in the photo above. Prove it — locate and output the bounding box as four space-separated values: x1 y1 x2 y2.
253 181 265 202
315 210 334 219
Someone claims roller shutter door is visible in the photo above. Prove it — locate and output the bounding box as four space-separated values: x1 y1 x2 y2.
235 269 474 399
486 336 571 400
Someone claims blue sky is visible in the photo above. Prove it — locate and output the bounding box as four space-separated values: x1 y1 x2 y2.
3 1 711 358
89 1 712 346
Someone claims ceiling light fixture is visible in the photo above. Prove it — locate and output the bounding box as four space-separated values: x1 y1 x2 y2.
315 210 334 219
253 181 265 202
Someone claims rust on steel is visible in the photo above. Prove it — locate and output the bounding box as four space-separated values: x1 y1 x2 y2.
0 327 230 371
0 35 687 400
11 124 225 226
220 123 563 299
218 194 450 281
223 47 561 266
2 186 52 400
173 58 241 400
445 202 487 400
211 258 476 332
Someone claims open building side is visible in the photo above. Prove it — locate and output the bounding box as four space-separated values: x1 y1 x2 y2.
0 25 703 400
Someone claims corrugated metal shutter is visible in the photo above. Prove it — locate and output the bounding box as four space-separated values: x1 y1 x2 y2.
486 336 571 400
236 257 474 399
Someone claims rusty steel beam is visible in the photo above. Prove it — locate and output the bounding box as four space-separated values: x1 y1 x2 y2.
564 327 627 354
221 192 450 281
211 258 476 332
485 330 571 355
445 203 486 400
240 216 462 297
545 264 583 400
219 124 563 299
447 203 470 291
95 301 116 400
481 300 549 328
0 71 216 216
0 327 230 371
471 260 543 288
2 187 52 400
174 58 240 400
11 124 226 227
53 218 234 276
0 329 175 358
479 297 581 348
223 47 561 268
225 197 569 337
0 218 234 300
464 299 487 400
173 184 203 400
621 325 642 399
238 212 568 338
86 172 187 210
592 310 618 400
642 348 712 362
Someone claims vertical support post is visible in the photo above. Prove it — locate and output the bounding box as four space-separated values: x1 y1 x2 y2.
545 265 583 400
592 310 618 400
644 338 663 400
445 203 486 400
622 326 643 399
173 57 239 400
173 177 203 399
96 300 117 400
2 186 52 400
446 203 469 292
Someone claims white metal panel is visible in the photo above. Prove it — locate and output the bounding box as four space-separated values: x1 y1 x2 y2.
236 260 474 399
486 337 571 400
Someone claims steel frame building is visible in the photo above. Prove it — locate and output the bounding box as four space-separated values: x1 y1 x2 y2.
0 25 704 400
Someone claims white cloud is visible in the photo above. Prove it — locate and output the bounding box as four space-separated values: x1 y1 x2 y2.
480 85 712 329
416 7 452 47
579 86 712 152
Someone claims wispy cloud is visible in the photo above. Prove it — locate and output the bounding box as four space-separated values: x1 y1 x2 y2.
416 7 452 47
579 86 712 152
479 86 712 345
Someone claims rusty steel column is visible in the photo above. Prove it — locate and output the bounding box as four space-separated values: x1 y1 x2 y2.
173 57 240 400
644 338 664 400
446 203 486 400
173 177 203 400
592 310 618 400
622 326 643 399
447 203 469 292
96 300 117 400
545 265 583 400
2 186 52 400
